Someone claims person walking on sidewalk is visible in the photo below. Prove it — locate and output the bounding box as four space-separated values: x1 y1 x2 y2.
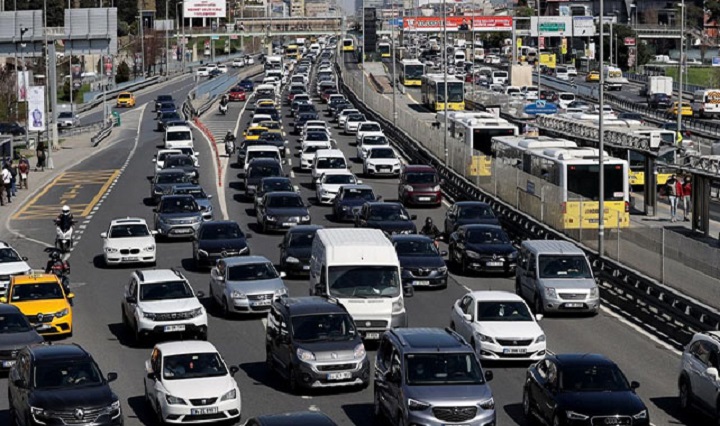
36 142 46 171
1 164 12 204
665 174 683 222
682 176 692 221
18 156 29 189
6 161 17 196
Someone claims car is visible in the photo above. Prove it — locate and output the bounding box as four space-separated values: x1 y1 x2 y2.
448 224 517 275
217 64 228 73
311 149 348 183
245 158 284 198
0 304 44 370
243 145 282 174
192 220 251 268
354 121 383 144
254 177 296 211
315 170 360 205
585 71 600 82
245 125 270 141
209 256 287 316
147 169 190 204
450 290 545 361
153 194 204 239
337 108 360 128
356 133 389 160
539 90 558 102
678 331 720 421
156 101 177 116
566 65 578 77
444 201 500 235
363 146 401 177
354 202 417 234
257 192 311 233
239 79 254 91
332 184 378 222
523 354 649 426
374 328 496 426
56 111 79 127
116 91 135 107
2 274 74 336
617 112 646 124
398 165 442 207
649 92 673 109
245 411 338 426
0 122 26 136
292 103 317 120
228 86 247 102
266 296 370 392
0 241 31 294
101 218 157 266
157 111 183 132
257 132 289 156
391 234 448 289
278 225 323 275
343 113 366 135
8 344 122 426
256 106 281 121
155 94 174 111
299 140 332 170
209 68 222 77
196 67 209 77
121 268 207 343
670 101 693 116
144 341 241 424
161 154 199 184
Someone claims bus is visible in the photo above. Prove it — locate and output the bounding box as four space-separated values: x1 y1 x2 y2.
399 59 425 86
492 136 630 230
692 89 720 118
284 44 300 61
377 41 391 58
436 111 518 155
420 74 465 112
342 37 355 52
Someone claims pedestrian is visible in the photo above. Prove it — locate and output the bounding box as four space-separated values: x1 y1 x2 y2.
1 164 12 204
665 174 682 222
682 176 692 221
7 161 17 196
18 156 29 189
36 142 46 171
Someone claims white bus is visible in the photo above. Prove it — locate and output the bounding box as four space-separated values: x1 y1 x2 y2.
436 111 518 155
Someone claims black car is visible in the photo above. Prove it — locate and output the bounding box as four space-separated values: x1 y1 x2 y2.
161 154 199 184
0 304 44 371
0 122 26 136
266 297 370 393
649 93 673 109
156 111 182 131
154 95 173 111
448 224 517 275
254 177 296 211
246 411 338 426
326 97 347 115
329 101 352 119
256 106 281 121
8 344 122 426
291 101 316 118
147 169 189 203
156 102 177 116
245 158 284 198
279 225 323 275
392 234 448 289
354 202 417 234
193 220 251 268
523 354 649 426
292 112 319 134
332 184 378 221
258 132 288 156
257 191 311 233
444 201 500 235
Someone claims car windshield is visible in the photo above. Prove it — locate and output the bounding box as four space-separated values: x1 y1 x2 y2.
348 114 364 122
119 94 131 99
342 188 375 201
34 360 103 389
109 224 150 238
262 179 293 193
259 133 283 143
157 151 180 162
369 205 409 221
0 313 32 333
166 131 191 141
156 173 186 184
248 151 278 160
363 136 387 146
200 223 243 240
165 157 194 167
0 247 22 263
11 283 64 302
58 112 73 119
174 187 207 199
538 255 593 279
291 313 357 342
324 174 354 184
157 95 172 102
161 198 198 213
249 164 281 178
328 265 400 298
394 240 438 256
230 88 244 93
406 172 437 184
405 353 485 385
316 157 346 169
227 262 279 281
161 112 180 120
266 195 304 208
288 231 316 247
160 103 175 110
459 205 494 219
360 124 381 132
140 281 194 301
560 365 630 392
163 353 228 380
476 301 533 321
466 228 508 244
306 132 329 141
369 148 395 159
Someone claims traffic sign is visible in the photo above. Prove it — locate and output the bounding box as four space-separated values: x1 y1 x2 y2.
524 101 558 115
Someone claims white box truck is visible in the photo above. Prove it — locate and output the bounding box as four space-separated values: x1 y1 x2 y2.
642 76 673 97
603 66 627 91
309 228 411 339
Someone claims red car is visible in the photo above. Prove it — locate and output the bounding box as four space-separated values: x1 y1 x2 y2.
321 88 339 103
397 165 442 207
228 87 246 102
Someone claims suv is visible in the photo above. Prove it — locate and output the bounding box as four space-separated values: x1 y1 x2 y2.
649 93 673 109
679 331 720 421
374 328 495 426
8 344 122 426
266 297 370 393
147 169 189 204
120 269 207 344
153 195 203 239
0 241 31 294
398 165 442 207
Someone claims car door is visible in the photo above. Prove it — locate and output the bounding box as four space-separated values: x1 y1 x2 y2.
145 348 166 412
374 337 394 416
527 360 548 420
266 307 282 370
536 360 559 422
210 261 227 304
10 351 31 425
688 341 716 409
521 253 538 301
278 233 290 264
697 347 720 408
444 206 456 234
453 295 474 342
123 278 139 328
277 314 293 374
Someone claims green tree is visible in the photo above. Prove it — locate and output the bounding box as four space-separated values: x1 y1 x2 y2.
514 7 535 18
115 61 130 83
707 0 720 23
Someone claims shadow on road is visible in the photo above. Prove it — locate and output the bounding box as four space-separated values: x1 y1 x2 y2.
341 403 376 426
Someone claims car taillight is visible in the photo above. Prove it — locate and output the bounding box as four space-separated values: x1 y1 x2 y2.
625 201 629 213
561 202 567 214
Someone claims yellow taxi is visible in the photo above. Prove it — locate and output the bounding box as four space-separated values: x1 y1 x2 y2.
256 99 276 108
244 125 269 140
669 102 693 117
1 274 73 337
585 71 600 82
116 91 136 107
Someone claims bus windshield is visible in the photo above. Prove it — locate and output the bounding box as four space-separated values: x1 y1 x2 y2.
405 65 424 79
567 164 625 201
447 82 464 102
472 128 516 154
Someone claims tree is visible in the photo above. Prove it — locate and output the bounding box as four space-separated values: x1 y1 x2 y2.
514 7 535 18
115 61 130 83
707 0 720 24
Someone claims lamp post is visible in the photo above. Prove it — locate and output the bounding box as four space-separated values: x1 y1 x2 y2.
165 0 170 74
139 14 146 76
391 1 397 125
598 1 606 255
362 4 365 102
19 26 29 150
442 0 448 165
676 0 685 136
536 0 541 92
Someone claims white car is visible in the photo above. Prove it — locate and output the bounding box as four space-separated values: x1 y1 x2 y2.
232 58 245 68
144 341 242 424
337 109 359 128
196 67 209 77
299 140 332 170
522 87 539 101
121 269 207 344
0 242 31 294
566 65 578 77
343 113 366 135
356 133 388 160
217 64 228 73
301 126 331 141
354 121 383 145
450 290 546 362
153 149 183 173
362 146 401 177
246 56 255 65
101 218 157 266
315 170 361 204
300 120 327 136
206 63 219 72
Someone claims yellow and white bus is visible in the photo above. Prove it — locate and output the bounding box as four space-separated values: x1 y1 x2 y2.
284 44 300 61
420 74 465 111
399 59 425 86
342 37 355 52
377 41 391 58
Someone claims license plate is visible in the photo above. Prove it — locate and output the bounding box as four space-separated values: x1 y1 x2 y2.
486 261 504 267
174 229 192 234
191 407 218 415
414 280 430 286
252 300 272 306
121 257 138 261
164 325 186 332
364 332 380 339
418 197 431 201
503 348 527 354
2 360 16 368
327 371 352 380
303 265 310 270
565 303 584 308
282 222 297 227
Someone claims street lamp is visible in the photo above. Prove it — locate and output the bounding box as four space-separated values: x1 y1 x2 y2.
676 0 685 137
598 2 606 255
391 1 397 125
19 26 29 149
165 0 170 75
443 0 448 165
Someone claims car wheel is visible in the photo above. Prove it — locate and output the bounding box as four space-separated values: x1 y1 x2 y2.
679 377 693 410
522 386 537 424
534 296 545 315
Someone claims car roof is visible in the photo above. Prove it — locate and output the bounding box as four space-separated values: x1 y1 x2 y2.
286 225 323 234
279 296 348 316
261 176 291 183
247 145 280 152
250 411 337 426
456 201 491 208
109 217 148 226
28 343 91 361
391 234 434 243
0 303 25 314
366 201 402 208
221 255 273 266
156 340 219 356
12 274 61 285
470 290 524 302
166 125 191 132
160 194 194 202
339 184 373 191
390 328 469 352
403 165 436 173
249 158 282 166
551 353 617 367
265 191 301 198
135 268 186 284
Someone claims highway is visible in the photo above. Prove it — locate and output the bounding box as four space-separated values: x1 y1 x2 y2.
0 55 703 426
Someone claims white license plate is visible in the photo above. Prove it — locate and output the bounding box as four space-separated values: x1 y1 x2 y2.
414 280 430 286
486 261 504 267
565 303 584 308
164 325 186 332
121 257 138 261
174 229 192 234
327 371 352 380
2 360 16 368
282 222 298 227
418 197 431 201
252 300 272 306
364 332 380 339
503 348 527 354
191 407 218 415
303 265 310 270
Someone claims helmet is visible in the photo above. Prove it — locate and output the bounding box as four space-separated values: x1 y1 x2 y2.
62 205 70 214
51 251 61 260
425 217 433 225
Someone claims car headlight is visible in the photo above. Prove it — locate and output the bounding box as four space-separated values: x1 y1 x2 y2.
508 251 518 259
437 266 448 274
354 343 366 359
465 250 480 259
31 406 47 418
220 388 237 401
192 216 202 223
341 206 348 211
408 398 431 411
190 307 204 317
197 249 209 257
142 311 156 320
566 411 589 420
286 256 300 263
477 333 494 343
144 245 155 252
590 286 599 298
535 334 546 343
301 215 311 221
545 287 557 299
392 298 404 313
266 215 277 222
275 287 288 297
400 229 413 234
479 398 495 410
154 188 163 195
633 410 648 420
55 308 69 318
231 290 247 299
105 247 119 253
297 347 315 362
404 185 414 192
432 185 441 191
166 394 187 405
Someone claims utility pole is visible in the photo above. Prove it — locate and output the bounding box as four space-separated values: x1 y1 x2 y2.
391 2 397 124
677 0 685 138
140 14 146 76
20 27 29 150
598 0 606 255
45 0 58 169
442 0 448 165
536 2 542 91
165 0 170 74
362 4 365 102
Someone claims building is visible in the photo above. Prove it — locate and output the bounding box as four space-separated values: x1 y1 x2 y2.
291 0 305 16
305 1 329 17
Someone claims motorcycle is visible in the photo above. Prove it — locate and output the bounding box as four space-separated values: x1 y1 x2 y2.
54 219 76 253
44 248 72 303
219 103 228 115
225 136 236 156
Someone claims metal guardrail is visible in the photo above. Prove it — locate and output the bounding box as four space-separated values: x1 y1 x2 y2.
336 62 720 349
90 118 113 147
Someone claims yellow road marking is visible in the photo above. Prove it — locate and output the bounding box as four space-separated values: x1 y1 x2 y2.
81 169 120 216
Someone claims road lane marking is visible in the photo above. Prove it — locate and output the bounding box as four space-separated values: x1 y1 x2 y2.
81 170 122 216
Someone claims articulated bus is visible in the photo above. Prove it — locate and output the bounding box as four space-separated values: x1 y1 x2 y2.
492 136 630 230
420 74 465 112
342 37 355 52
284 44 301 61
399 59 425 86
377 41 391 58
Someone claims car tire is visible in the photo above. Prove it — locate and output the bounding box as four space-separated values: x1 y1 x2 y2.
522 386 538 424
679 377 693 410
373 390 386 424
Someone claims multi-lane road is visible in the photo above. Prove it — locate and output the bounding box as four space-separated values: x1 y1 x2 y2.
0 56 708 426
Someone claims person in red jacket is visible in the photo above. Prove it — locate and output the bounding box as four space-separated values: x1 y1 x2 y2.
682 176 692 221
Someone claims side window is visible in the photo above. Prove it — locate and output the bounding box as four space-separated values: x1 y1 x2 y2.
546 361 558 388
692 341 713 365
152 349 162 374
459 296 472 314
377 337 393 370
467 299 476 319
527 254 537 274
536 360 548 380
128 279 137 298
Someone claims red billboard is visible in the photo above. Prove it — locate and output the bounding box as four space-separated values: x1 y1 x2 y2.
403 16 513 32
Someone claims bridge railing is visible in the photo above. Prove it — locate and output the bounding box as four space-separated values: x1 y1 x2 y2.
181 17 342 36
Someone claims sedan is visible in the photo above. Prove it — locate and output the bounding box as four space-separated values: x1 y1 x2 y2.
354 202 417 235
448 224 517 275
585 71 600 82
101 217 157 266
392 234 448 289
157 111 183 131
278 225 323 276
450 290 545 361
209 256 287 316
161 154 199 184
228 86 247 102
257 192 311 233
0 304 45 370
332 184 378 222
254 177 297 211
170 183 213 221
57 111 79 128
193 220 251 268
444 201 500 235
239 79 254 92
343 113 366 135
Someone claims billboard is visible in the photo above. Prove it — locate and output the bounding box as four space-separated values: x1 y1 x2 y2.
402 16 512 32
183 0 227 18
27 86 45 132
17 71 30 101
530 16 572 36
573 16 595 36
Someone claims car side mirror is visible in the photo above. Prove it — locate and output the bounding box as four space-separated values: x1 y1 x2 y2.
230 366 239 376
67 293 75 299
440 250 448 256
107 372 118 382
535 314 544 321
356 179 363 184
410 215 418 220
196 291 205 298
146 176 153 182
21 256 28 261
126 295 137 304
462 313 472 322
376 195 382 201
100 232 108 239
403 284 414 298
152 209 158 213
13 378 26 388
630 380 641 389
245 233 253 239
484 370 494 382
207 195 213 199
151 158 157 163
279 272 287 278
151 230 158 236
314 283 327 296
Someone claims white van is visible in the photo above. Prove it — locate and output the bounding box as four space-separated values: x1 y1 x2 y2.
309 43 321 54
164 125 194 149
311 149 348 183
244 145 282 173
255 84 277 98
558 92 576 109
492 70 508 85
555 66 569 81
309 228 410 339
454 49 466 65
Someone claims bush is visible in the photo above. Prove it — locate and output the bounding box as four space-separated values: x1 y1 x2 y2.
116 62 131 84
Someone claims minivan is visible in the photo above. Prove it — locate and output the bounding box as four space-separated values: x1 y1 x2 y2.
491 70 508 85
515 240 599 315
164 125 194 149
311 149 348 184
555 66 569 80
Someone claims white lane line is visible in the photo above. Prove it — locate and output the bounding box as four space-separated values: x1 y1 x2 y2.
599 305 681 355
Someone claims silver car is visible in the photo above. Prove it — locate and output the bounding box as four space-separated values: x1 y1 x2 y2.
153 195 203 239
209 256 288 316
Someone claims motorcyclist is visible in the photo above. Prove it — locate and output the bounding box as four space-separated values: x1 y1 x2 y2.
45 249 71 298
419 217 442 240
55 205 75 232
220 95 229 106
224 130 236 155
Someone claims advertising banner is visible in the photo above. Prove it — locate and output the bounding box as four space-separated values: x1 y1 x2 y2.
624 37 636 46
573 16 595 36
561 38 567 54
183 0 227 18
71 64 82 89
27 86 45 132
530 16 572 36
402 16 512 32
17 71 29 101
103 56 113 76
539 36 545 50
